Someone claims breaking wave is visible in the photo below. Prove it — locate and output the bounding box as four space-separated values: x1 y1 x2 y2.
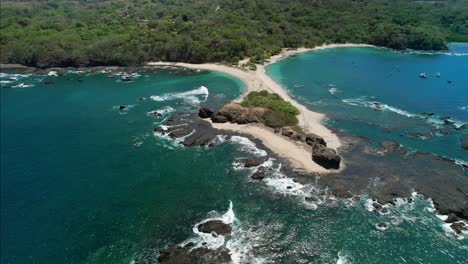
150 86 209 105
341 97 467 128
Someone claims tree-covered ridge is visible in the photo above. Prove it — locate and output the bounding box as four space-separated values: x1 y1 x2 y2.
1 0 467 68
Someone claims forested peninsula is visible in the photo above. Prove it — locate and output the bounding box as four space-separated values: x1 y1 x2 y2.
1 0 467 68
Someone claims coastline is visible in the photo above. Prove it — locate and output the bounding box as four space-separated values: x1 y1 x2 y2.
148 43 374 173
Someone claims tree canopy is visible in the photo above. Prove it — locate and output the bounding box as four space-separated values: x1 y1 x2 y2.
1 0 467 68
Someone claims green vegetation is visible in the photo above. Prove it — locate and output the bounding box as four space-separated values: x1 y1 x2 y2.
242 90 298 127
1 0 467 68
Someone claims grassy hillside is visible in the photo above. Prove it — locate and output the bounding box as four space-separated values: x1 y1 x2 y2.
1 0 467 68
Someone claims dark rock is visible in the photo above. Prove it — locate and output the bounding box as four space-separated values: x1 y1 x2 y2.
168 125 193 139
119 105 126 110
446 213 461 223
305 196 319 203
197 220 232 235
274 128 280 133
377 222 387 229
211 114 228 123
251 166 267 180
198 107 214 119
450 222 467 234
138 97 145 102
236 157 267 168
305 133 327 147
182 131 215 147
157 244 231 264
372 202 383 211
311 145 341 169
381 207 389 214
421 112 435 117
44 81 54 85
287 186 293 189
154 126 165 133
352 196 361 203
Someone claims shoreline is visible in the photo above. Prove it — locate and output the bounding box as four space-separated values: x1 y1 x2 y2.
148 44 375 173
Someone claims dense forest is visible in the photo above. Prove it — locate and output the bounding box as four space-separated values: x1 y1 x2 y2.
1 0 467 68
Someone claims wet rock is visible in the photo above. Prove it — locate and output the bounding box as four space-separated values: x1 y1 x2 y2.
119 105 126 110
198 107 214 119
372 202 383 211
352 196 361 203
138 97 145 102
305 133 327 147
461 135 468 150
407 132 433 140
211 103 267 124
197 220 232 235
305 196 319 203
287 186 293 189
182 132 215 147
421 112 435 118
157 243 231 264
311 145 341 169
168 125 193 139
450 221 467 234
236 157 268 168
381 207 389 214
154 126 165 133
377 222 388 229
251 166 268 180
446 213 461 223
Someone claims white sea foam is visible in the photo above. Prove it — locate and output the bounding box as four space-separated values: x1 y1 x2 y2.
11 83 34 88
150 86 209 105
459 105 468 112
229 136 267 157
337 251 353 264
328 87 341 95
341 97 467 129
146 106 174 117
47 71 58 76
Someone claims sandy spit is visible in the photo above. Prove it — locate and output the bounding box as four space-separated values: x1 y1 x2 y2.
147 43 372 172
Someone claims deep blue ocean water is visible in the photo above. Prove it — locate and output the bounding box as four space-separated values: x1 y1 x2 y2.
1 46 467 264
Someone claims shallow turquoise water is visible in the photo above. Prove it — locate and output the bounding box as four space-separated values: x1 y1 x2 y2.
1 58 467 264
267 44 468 163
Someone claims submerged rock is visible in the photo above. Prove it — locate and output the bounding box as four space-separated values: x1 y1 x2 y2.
197 220 232 235
119 105 126 110
311 145 341 169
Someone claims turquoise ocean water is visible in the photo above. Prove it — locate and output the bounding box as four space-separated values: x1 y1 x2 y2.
1 46 467 264
267 44 468 164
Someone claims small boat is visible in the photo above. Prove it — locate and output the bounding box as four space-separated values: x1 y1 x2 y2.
436 72 441 77
419 73 427 79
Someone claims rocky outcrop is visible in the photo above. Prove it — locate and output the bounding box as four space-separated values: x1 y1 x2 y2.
211 103 267 124
450 221 467 234
281 127 305 141
198 107 214 119
305 133 327 147
251 166 268 180
157 243 231 264
311 145 341 169
197 220 232 235
236 157 268 168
